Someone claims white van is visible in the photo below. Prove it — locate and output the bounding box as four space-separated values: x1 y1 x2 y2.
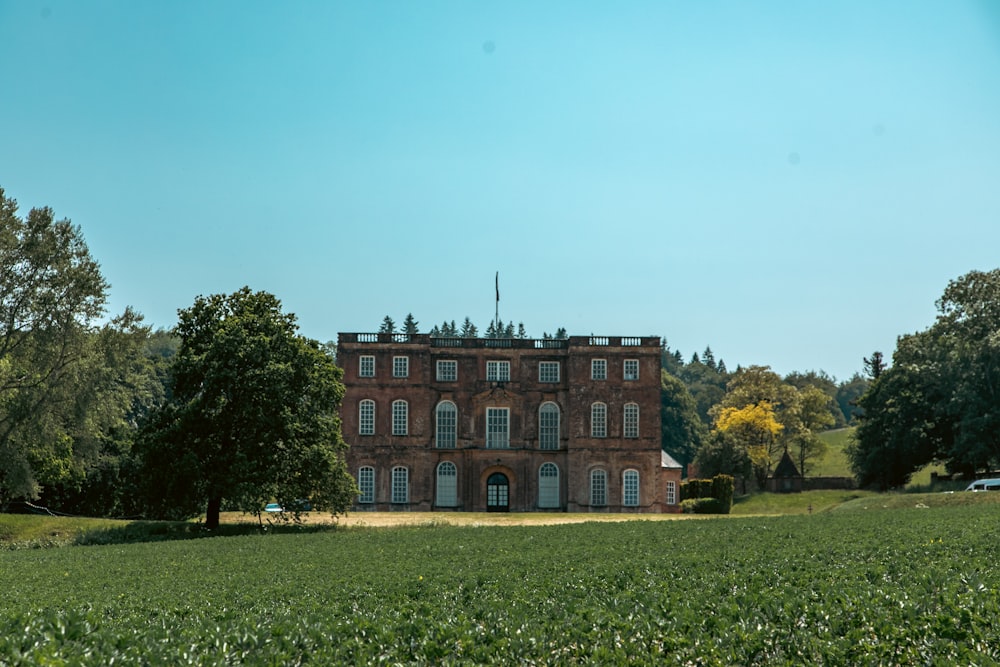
965 478 1000 491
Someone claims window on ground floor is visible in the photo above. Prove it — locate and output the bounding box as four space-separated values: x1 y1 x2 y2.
590 469 607 506
392 466 409 503
436 462 457 507
623 469 639 507
357 466 375 503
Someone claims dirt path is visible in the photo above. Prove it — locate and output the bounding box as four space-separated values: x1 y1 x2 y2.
227 511 693 528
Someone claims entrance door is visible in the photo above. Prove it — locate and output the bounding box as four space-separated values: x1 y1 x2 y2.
486 472 509 512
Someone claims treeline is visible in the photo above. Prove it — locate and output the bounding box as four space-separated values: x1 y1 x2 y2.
1 189 356 522
659 346 869 489
377 314 568 340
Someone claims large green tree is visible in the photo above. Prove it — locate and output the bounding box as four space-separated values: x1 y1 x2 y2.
849 269 1000 488
660 370 706 471
135 288 355 528
0 188 146 505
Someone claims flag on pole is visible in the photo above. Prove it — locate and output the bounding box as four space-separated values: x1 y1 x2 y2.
496 271 499 302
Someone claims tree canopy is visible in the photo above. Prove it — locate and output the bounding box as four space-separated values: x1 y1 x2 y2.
0 188 150 504
849 269 1000 489
135 288 356 528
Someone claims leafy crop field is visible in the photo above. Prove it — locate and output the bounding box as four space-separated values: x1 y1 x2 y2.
2 506 1000 665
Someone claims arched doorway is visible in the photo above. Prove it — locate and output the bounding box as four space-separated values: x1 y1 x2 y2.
486 472 509 512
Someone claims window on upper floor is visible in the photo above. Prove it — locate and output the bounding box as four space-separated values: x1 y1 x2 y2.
624 359 639 381
359 355 375 378
486 407 510 448
487 360 510 382
359 399 375 436
539 402 560 450
624 403 639 439
436 401 457 449
393 356 409 378
436 360 457 382
623 469 640 507
591 402 607 438
591 359 607 380
392 400 408 436
538 361 560 383
357 466 375 503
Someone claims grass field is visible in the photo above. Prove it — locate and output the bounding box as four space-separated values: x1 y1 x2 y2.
3 498 1000 665
810 427 854 477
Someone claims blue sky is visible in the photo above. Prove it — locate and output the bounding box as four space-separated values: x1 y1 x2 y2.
2 1 999 381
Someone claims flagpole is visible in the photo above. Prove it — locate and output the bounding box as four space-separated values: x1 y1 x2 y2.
495 271 500 333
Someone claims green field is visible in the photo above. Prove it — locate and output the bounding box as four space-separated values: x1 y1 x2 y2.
3 502 1000 665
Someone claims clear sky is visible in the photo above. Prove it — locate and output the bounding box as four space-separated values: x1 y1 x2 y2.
2 1 999 382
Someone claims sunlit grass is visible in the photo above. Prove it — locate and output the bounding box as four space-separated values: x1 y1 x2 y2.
731 489 876 515
809 427 854 477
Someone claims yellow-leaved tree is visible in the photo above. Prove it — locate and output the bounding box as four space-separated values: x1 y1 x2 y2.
713 401 783 488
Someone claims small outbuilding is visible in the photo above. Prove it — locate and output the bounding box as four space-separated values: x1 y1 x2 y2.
768 450 802 493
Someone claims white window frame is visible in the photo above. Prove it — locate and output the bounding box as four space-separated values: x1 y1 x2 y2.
393 356 409 378
591 359 607 380
591 469 607 506
538 361 560 383
539 402 560 450
538 462 559 509
358 466 375 503
487 360 511 382
486 407 510 448
436 401 457 449
391 466 408 504
392 400 408 436
624 359 639 381
623 469 639 507
359 355 375 378
624 403 639 439
436 461 458 507
359 399 375 436
436 360 457 382
591 402 607 438
666 480 677 505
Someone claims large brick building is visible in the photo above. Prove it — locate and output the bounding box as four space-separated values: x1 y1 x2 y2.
337 333 682 513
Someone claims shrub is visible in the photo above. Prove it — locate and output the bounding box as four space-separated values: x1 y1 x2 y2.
711 475 734 514
681 476 733 513
681 479 714 501
680 498 724 514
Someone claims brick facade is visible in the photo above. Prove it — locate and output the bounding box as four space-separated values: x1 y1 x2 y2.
338 333 682 513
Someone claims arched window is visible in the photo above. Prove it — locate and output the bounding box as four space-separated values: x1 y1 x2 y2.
436 461 457 507
436 401 457 449
538 462 559 509
357 466 375 503
623 469 639 507
590 469 607 506
392 400 408 436
391 466 409 504
539 402 560 450
359 400 375 436
623 403 639 439
591 402 607 438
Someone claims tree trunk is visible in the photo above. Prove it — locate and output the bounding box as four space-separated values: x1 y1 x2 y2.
205 495 222 529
